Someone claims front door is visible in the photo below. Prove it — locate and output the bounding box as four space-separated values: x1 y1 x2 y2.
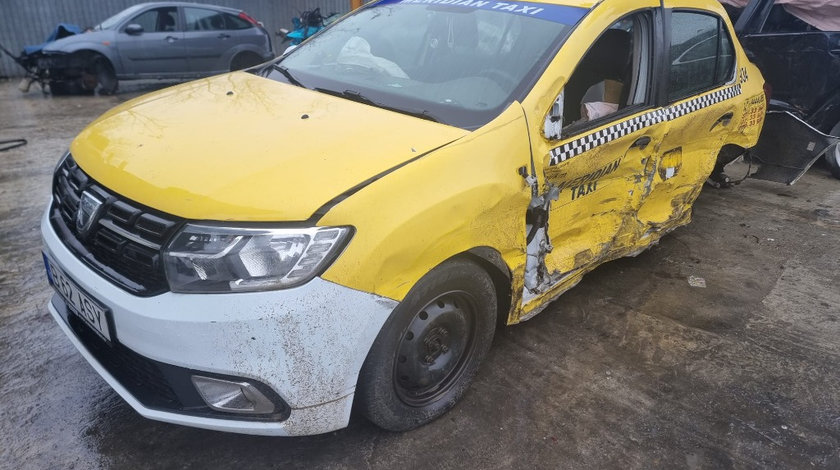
116 6 185 76
524 6 666 305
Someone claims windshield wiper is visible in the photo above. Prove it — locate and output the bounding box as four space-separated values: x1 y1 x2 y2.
314 88 440 124
273 65 305 88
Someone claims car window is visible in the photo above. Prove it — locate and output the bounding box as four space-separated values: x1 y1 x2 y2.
761 5 817 33
562 11 653 128
668 12 735 102
272 2 585 129
224 13 253 30
97 4 145 30
130 7 178 33
716 24 735 84
185 8 227 31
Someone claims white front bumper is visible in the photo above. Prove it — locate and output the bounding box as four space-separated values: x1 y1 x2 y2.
41 207 398 436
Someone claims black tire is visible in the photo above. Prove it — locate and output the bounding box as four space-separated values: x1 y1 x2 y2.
93 56 118 95
230 52 263 71
827 143 840 180
357 258 497 431
826 122 840 180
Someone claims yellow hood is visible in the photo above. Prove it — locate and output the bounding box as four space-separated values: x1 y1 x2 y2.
71 72 468 221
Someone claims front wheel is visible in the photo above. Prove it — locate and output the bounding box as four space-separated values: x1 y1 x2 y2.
357 258 497 431
94 57 118 95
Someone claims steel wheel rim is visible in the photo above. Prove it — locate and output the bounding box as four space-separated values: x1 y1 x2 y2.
393 291 478 407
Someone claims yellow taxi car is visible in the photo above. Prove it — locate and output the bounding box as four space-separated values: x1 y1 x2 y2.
41 0 766 435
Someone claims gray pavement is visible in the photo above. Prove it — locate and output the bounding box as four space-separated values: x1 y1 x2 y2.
1 78 839 469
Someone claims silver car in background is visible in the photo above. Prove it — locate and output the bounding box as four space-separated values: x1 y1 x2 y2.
24 2 274 94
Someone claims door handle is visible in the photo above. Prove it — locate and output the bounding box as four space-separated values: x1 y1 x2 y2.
631 136 651 150
830 48 840 56
711 112 734 130
218 33 231 39
165 36 178 43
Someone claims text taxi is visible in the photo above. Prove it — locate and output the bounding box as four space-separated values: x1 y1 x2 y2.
42 0 766 435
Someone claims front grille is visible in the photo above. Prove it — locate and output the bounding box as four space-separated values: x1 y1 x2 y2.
51 154 183 296
67 309 182 409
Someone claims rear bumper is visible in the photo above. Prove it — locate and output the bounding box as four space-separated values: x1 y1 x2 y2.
41 206 398 436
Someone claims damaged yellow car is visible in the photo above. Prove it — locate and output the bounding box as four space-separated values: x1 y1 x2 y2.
42 0 766 435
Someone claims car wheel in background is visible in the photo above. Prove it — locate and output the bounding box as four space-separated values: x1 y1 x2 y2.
357 258 497 431
826 122 840 180
230 52 264 71
93 57 118 95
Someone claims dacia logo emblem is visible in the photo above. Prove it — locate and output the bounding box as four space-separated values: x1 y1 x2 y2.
76 191 104 237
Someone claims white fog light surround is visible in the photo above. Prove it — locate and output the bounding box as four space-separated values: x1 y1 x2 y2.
164 224 351 293
191 376 276 414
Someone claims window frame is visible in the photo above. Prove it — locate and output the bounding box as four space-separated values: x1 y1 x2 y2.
664 8 738 104
184 7 231 32
224 12 254 31
123 6 180 33
559 8 659 140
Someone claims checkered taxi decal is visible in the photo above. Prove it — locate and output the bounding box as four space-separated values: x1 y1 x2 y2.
549 80 744 166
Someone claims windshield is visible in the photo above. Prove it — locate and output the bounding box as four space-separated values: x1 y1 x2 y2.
265 0 586 128
96 4 146 30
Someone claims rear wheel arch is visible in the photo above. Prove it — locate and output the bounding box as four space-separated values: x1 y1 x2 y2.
708 143 747 185
229 51 264 71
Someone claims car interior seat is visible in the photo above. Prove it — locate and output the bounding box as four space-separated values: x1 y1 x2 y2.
159 11 176 32
563 28 632 124
210 14 225 31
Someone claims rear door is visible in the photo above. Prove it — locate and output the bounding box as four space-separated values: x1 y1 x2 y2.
637 6 740 227
182 7 238 74
115 6 185 76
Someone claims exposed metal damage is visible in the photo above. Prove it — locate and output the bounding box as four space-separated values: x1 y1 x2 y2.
523 180 559 301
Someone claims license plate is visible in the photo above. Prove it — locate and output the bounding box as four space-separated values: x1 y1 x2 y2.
44 255 112 343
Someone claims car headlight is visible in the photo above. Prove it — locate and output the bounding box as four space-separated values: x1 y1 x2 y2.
163 224 352 293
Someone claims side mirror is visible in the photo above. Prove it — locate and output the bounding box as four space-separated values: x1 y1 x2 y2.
125 24 144 35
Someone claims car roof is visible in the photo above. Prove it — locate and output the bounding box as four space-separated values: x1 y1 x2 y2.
540 0 599 7
130 2 243 14
495 0 723 10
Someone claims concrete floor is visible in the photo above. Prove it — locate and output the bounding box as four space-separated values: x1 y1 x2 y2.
1 78 839 469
